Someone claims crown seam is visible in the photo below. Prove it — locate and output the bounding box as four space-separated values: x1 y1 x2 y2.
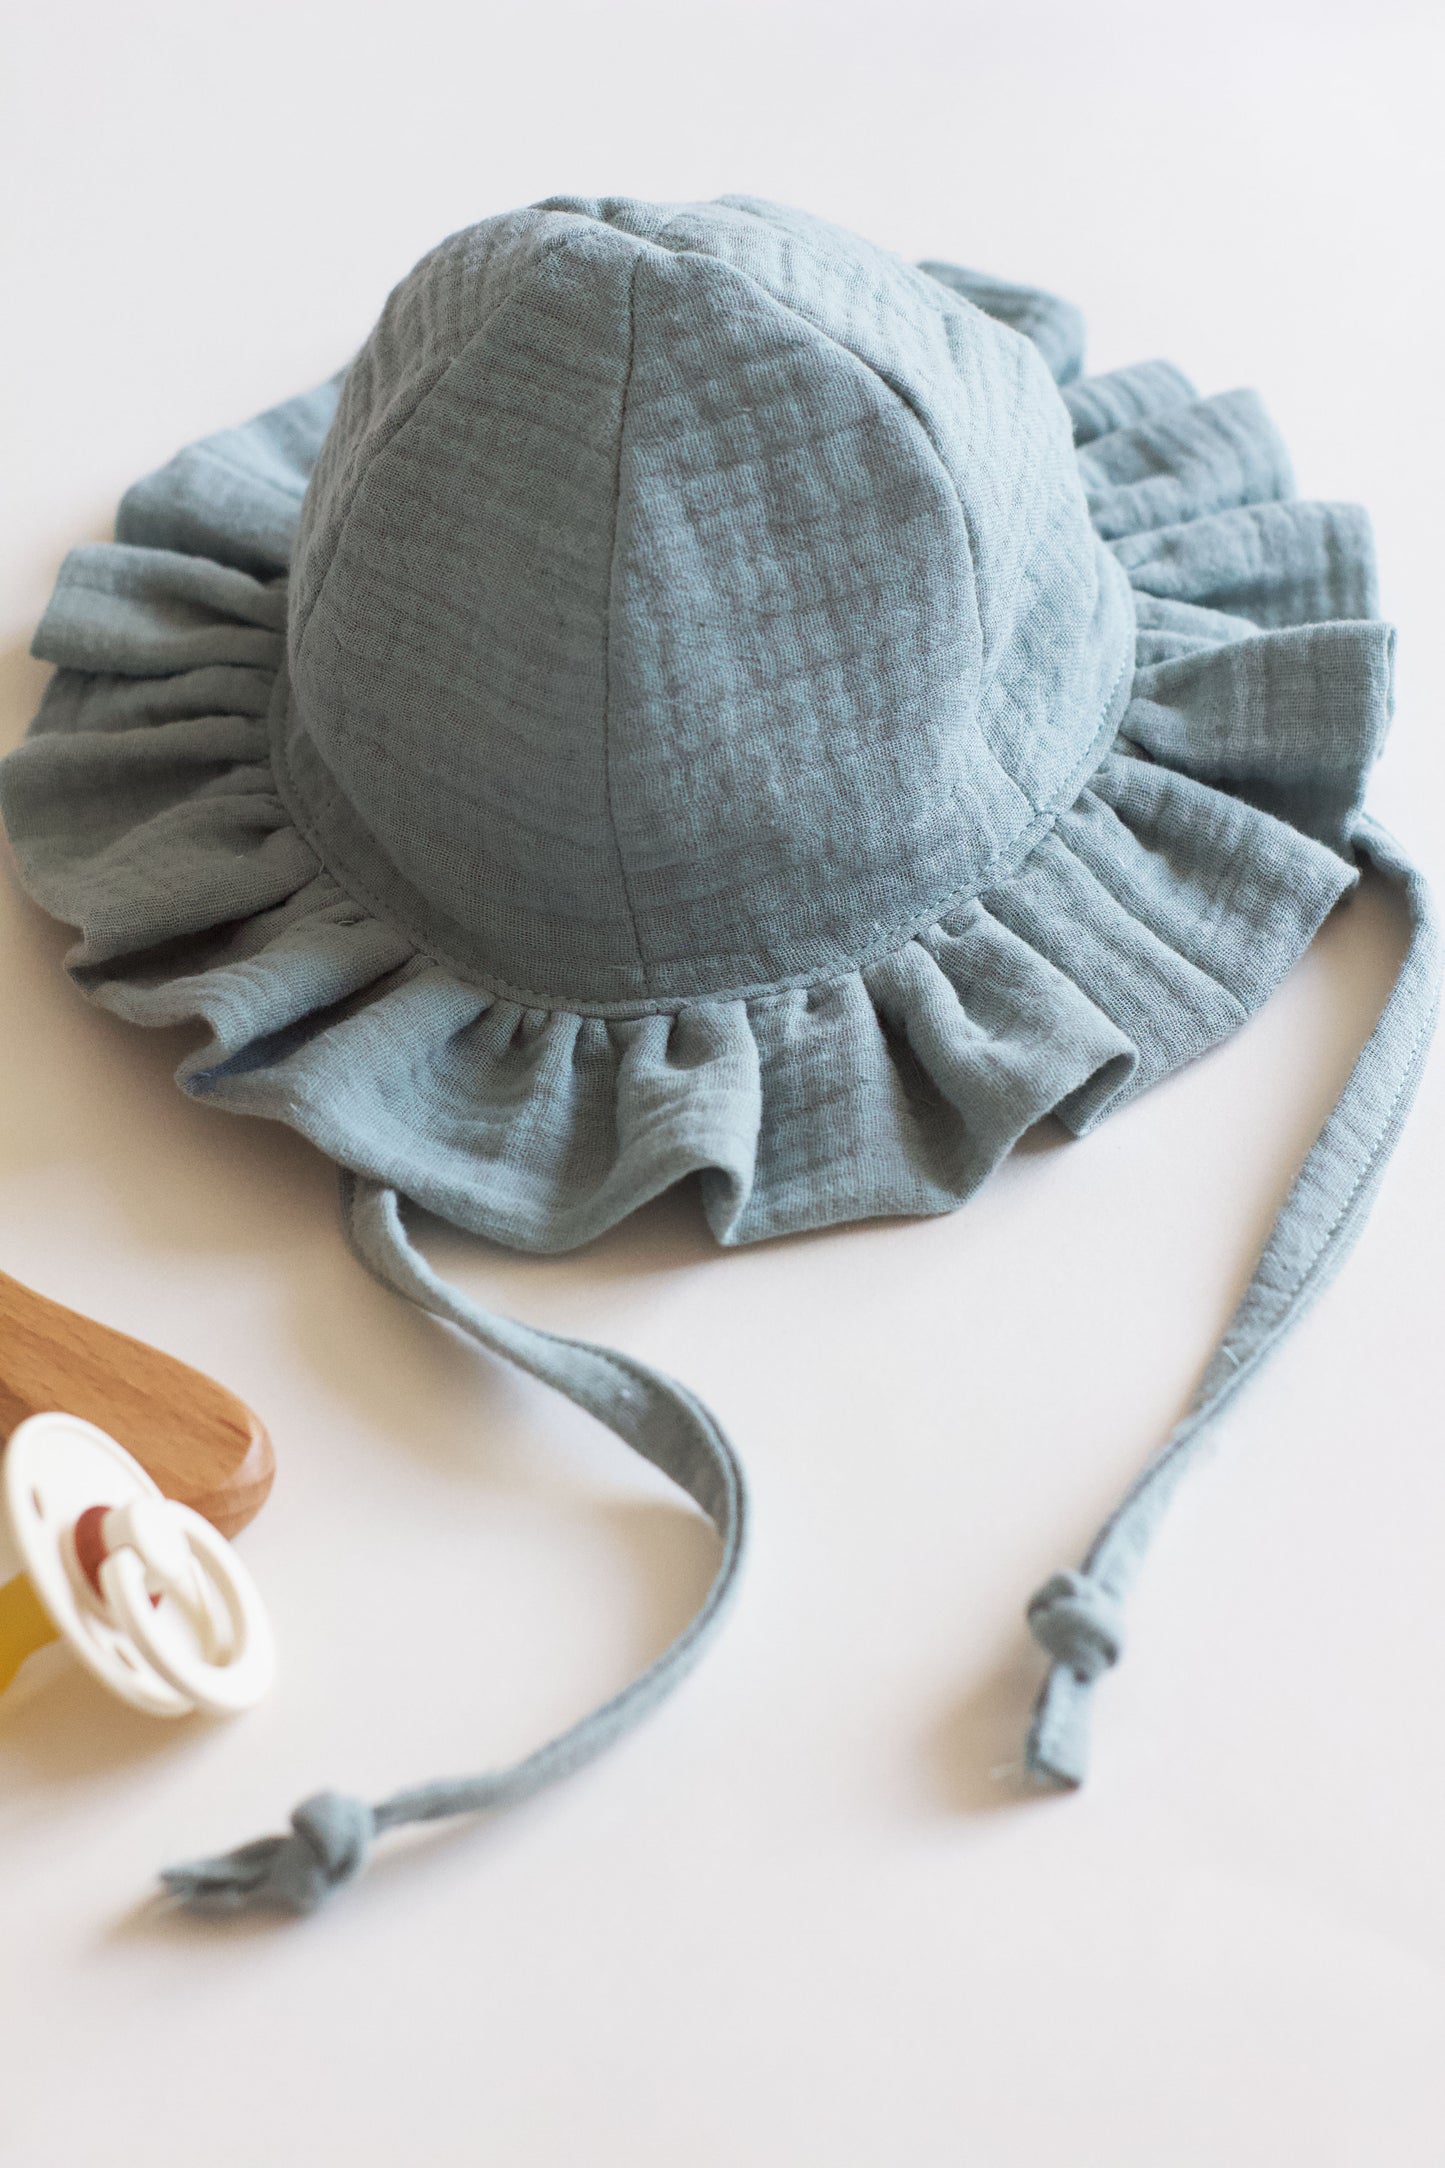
290 225 584 685
566 203 990 615
601 249 650 995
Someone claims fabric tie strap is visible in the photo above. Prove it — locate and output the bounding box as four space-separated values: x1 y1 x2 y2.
162 1178 748 1915
1025 818 1441 1785
162 817 1435 1912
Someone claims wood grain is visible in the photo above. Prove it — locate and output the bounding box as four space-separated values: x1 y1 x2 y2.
0 1271 273 1537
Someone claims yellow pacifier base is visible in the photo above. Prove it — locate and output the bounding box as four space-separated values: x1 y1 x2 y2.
0 1571 59 1697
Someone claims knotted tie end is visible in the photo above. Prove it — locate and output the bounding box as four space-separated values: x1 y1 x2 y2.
161 1791 375 1917
1022 1570 1127 1790
1025 1570 1124 1683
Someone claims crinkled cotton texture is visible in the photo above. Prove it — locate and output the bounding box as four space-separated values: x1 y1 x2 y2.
3 194 1434 1919
0 194 1394 1256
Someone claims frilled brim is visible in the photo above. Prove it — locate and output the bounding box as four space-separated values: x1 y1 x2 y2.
0 285 1394 1252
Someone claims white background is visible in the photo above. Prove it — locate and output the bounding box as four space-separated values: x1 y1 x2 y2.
3 4 1443 2162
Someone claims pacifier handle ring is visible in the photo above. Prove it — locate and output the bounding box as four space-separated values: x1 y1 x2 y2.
3 1413 275 1720
97 1503 274 1717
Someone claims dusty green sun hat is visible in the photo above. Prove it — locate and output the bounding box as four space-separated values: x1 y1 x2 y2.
1 193 1437 1916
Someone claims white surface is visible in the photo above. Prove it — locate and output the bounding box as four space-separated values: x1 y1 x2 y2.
2 3 1443 2161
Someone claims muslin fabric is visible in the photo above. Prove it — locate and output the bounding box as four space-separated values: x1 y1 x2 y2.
1 194 1433 1915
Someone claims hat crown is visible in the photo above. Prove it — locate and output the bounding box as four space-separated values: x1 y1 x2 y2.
280 196 1132 1008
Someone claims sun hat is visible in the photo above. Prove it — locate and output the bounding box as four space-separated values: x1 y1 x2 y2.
1 192 1437 1917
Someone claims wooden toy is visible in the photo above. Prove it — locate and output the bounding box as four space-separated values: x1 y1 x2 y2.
0 1271 273 1536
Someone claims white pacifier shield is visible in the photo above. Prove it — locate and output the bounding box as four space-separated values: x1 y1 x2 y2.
2 1412 274 1718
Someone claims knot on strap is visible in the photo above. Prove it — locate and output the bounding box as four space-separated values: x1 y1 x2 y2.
161 1791 375 1918
1026 1571 1124 1683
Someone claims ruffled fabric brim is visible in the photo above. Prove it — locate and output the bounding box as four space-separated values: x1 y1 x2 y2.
0 290 1393 1252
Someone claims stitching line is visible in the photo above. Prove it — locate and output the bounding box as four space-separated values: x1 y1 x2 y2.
269 652 1128 1018
602 252 648 992
293 226 584 687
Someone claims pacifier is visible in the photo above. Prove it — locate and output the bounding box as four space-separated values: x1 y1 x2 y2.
0 1413 274 1716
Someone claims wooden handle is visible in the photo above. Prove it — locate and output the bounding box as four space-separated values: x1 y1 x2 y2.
0 1271 273 1538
